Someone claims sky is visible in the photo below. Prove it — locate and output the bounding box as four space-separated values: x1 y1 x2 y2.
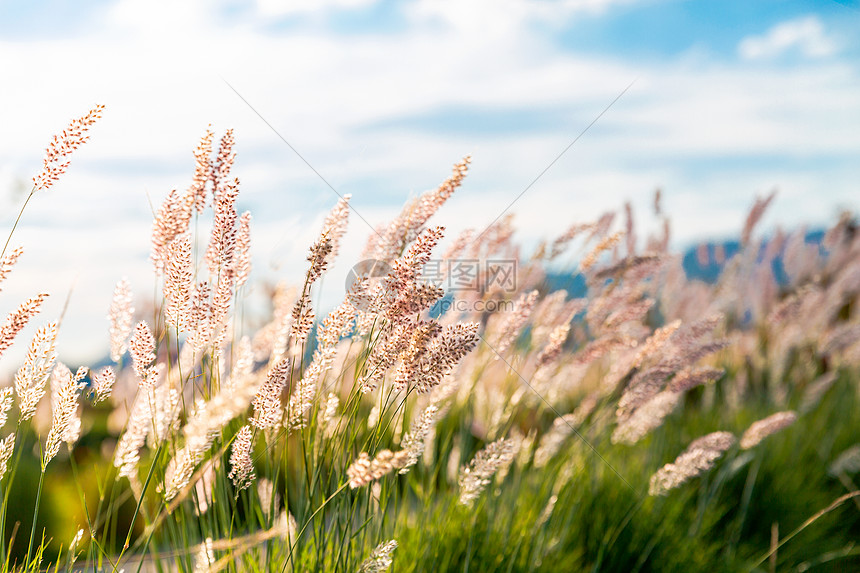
0 0 858 367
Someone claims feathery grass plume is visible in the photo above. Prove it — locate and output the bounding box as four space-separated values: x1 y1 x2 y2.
44 362 84 468
15 322 57 421
696 242 710 267
108 277 134 362
601 321 676 393
49 364 80 446
829 445 860 476
380 226 445 319
223 336 254 395
667 366 724 393
145 384 180 444
0 434 14 480
290 292 313 344
164 236 193 328
207 280 235 353
631 320 681 369
535 323 570 370
538 494 559 527
603 298 654 330
550 222 596 259
193 537 215 573
585 285 636 333
33 104 105 191
151 189 192 274
458 437 519 506
320 194 351 264
623 201 636 255
0 388 13 428
286 197 350 346
113 398 150 479
653 187 663 215
0 246 24 292
228 425 255 491
195 174 241 354
800 371 838 413
63 527 86 570
129 321 157 390
194 461 217 515
820 323 860 357
613 390 682 445
580 231 623 272
739 411 798 449
190 128 214 213
492 290 539 358
74 366 88 382
616 365 677 419
205 177 239 277
211 129 236 193
0 292 49 360
495 431 525 482
659 314 726 367
151 130 221 272
233 211 252 288
527 290 574 342
187 280 213 352
287 299 355 430
591 253 663 283
289 237 333 345
587 211 617 242
649 431 736 496
358 539 398 573
393 321 442 392
257 478 279 519
305 236 333 286
741 191 777 246
398 405 438 473
347 449 410 489
414 322 480 393
319 392 340 437
90 365 115 403
251 359 289 431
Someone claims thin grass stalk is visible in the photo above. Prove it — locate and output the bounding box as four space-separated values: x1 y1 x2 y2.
24 470 45 571
0 189 35 262
751 491 860 569
0 423 25 561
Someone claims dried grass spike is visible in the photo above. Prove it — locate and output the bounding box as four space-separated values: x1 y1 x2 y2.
108 278 134 362
228 425 256 490
739 411 797 450
359 539 398 573
33 104 105 191
0 293 49 360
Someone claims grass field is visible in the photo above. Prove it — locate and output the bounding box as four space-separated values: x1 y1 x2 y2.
0 107 857 572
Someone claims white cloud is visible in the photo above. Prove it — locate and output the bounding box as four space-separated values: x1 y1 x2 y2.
739 16 838 60
255 0 379 18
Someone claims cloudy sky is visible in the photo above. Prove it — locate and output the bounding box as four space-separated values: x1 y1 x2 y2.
0 0 858 367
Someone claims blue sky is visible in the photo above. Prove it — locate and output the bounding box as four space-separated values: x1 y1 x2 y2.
0 0 858 364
